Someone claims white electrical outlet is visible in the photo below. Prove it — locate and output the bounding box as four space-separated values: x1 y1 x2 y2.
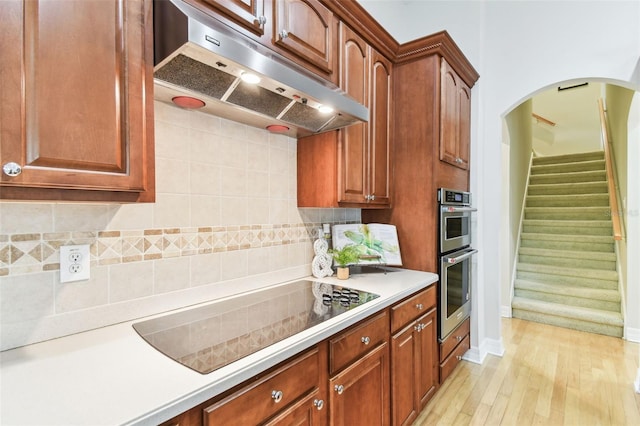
60 244 90 283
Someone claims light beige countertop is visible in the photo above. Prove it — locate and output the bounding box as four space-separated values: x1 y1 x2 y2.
0 268 437 426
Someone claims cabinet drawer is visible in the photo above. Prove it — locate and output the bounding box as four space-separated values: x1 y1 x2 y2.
204 346 321 425
439 334 470 383
439 317 470 360
390 286 436 332
329 311 389 374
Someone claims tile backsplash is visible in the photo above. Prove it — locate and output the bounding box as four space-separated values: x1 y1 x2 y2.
0 101 360 351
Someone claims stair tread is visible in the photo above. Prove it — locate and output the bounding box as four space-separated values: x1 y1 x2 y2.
518 246 616 261
514 279 620 301
517 262 618 280
532 151 604 165
521 233 614 243
523 219 612 227
512 296 623 326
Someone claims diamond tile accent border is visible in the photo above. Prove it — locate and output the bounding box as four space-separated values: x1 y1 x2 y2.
0 222 355 277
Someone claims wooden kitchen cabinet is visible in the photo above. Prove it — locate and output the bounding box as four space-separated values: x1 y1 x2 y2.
390 286 438 426
329 343 390 426
184 0 338 84
328 311 390 426
204 345 327 425
439 317 470 383
0 0 155 202
440 58 471 170
272 0 337 82
363 32 478 272
197 0 267 38
297 23 392 208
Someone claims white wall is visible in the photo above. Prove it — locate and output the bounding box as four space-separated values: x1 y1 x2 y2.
358 0 640 360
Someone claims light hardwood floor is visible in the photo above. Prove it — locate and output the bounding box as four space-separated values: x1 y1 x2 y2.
416 318 640 425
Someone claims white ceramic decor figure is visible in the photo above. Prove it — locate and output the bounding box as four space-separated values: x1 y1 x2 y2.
311 228 333 278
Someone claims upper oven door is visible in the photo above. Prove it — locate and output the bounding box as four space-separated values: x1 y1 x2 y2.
440 206 475 253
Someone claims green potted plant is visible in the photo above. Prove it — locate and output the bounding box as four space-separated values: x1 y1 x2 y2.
329 244 360 279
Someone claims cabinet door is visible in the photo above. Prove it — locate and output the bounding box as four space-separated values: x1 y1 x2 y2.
439 58 470 171
273 0 335 75
416 309 437 407
367 49 392 207
338 23 369 205
391 322 419 426
0 0 154 201
329 343 390 426
199 0 266 37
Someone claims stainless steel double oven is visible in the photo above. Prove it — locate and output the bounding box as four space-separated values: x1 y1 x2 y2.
438 188 477 341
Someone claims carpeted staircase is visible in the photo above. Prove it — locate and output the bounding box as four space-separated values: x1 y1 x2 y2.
512 150 623 337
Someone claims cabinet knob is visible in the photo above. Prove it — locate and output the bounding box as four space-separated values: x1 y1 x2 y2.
313 399 324 410
414 323 424 332
456 355 463 361
370 194 376 201
258 15 267 26
334 384 345 395
416 303 424 310
279 29 289 39
271 390 284 403
3 162 22 177
455 157 463 164
361 336 371 345
456 335 462 342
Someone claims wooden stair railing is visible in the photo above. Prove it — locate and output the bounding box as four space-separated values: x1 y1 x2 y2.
598 98 623 241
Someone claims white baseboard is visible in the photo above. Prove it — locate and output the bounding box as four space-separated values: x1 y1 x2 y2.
501 305 512 318
625 326 640 343
635 368 640 394
463 336 505 365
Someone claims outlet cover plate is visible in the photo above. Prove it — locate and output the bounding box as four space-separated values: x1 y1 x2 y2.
60 244 90 283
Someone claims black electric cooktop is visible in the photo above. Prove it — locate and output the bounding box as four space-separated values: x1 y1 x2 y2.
133 280 379 374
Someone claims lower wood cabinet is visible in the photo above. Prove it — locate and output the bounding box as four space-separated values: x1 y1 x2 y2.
389 287 438 426
439 317 470 384
329 342 390 426
204 345 327 425
159 285 438 426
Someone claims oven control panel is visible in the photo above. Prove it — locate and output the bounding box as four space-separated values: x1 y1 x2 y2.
438 188 471 206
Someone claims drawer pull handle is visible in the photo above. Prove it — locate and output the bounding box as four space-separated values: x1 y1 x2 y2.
416 303 424 310
334 384 345 395
456 355 462 361
456 335 463 342
313 399 324 410
361 336 371 345
271 390 284 403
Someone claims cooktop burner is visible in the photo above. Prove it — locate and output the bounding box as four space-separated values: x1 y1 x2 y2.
133 280 379 374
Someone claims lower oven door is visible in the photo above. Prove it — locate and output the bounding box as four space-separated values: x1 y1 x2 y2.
439 247 477 340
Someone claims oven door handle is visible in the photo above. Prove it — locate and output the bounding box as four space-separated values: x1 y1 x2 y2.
441 206 477 213
443 249 478 264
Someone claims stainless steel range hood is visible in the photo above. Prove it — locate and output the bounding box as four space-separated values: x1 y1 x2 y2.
153 0 368 137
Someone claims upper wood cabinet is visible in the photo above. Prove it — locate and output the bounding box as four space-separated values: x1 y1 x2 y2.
0 0 155 202
272 0 337 81
198 0 267 37
440 58 471 170
297 23 392 208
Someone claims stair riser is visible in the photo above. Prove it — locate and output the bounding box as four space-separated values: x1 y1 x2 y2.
518 255 616 271
520 239 614 252
516 270 618 290
529 172 606 185
531 161 605 175
526 197 610 208
525 210 612 221
528 183 608 196
522 224 612 236
512 309 623 338
514 289 621 312
532 152 604 165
